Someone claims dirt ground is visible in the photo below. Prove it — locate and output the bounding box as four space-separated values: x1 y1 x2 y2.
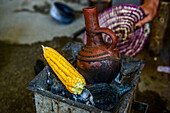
0 36 169 113
0 0 169 112
0 37 73 113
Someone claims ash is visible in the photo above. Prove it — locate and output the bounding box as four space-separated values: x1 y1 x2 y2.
48 66 131 111
27 41 144 111
52 42 132 111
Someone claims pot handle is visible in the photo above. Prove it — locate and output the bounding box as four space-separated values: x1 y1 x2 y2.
94 28 117 50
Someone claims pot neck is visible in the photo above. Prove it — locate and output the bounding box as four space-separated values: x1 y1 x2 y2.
83 7 102 47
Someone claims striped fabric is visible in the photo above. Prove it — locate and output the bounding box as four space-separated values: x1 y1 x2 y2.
83 4 150 57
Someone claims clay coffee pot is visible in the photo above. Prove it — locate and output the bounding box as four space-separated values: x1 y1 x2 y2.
77 7 121 84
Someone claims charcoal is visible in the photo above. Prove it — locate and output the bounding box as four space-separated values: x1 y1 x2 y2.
61 41 84 57
34 59 45 75
62 90 74 100
73 94 89 103
114 72 122 83
85 83 119 111
93 92 116 104
61 90 89 103
93 93 118 111
110 82 132 98
50 82 64 95
46 66 65 94
26 66 53 91
61 41 84 65
77 89 92 103
85 83 113 95
95 102 117 111
83 82 131 111
64 89 95 105
120 55 141 75
27 42 144 112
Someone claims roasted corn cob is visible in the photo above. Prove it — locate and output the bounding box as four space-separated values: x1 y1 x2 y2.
42 45 86 95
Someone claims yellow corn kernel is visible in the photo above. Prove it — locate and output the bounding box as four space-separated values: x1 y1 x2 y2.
42 45 86 94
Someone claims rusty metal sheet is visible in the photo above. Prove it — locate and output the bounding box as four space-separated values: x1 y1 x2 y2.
34 93 94 113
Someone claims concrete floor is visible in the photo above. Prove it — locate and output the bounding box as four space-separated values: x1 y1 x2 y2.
0 0 87 44
0 0 170 113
